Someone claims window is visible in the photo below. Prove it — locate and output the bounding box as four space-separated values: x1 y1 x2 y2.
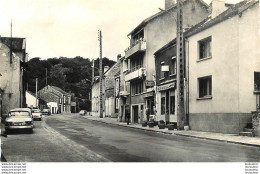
198 36 211 59
115 98 119 109
160 61 165 79
115 78 120 96
161 97 165 115
68 97 70 104
198 76 212 98
131 81 143 95
63 96 66 104
170 57 176 75
59 98 62 104
170 96 175 114
254 72 260 91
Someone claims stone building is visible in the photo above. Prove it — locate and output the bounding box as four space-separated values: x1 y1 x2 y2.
38 85 71 114
0 37 27 120
104 55 121 118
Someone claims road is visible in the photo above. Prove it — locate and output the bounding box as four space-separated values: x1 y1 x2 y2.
1 113 260 162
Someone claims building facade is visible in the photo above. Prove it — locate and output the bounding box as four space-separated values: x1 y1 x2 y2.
26 90 39 108
0 37 27 120
154 39 177 124
104 57 121 117
124 0 209 124
91 77 105 117
185 0 260 133
38 85 71 114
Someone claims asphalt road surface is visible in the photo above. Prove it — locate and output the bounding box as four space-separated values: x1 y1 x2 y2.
1 114 260 162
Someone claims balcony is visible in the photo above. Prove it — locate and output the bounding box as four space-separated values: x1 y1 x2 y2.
125 66 146 81
119 85 130 97
125 40 146 59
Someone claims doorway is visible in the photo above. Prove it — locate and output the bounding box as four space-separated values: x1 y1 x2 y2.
165 91 170 123
133 105 138 123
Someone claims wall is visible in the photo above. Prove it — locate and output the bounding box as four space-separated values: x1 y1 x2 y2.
26 91 38 108
238 3 260 113
187 3 259 133
0 42 21 117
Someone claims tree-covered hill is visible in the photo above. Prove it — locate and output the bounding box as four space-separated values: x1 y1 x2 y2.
24 56 116 111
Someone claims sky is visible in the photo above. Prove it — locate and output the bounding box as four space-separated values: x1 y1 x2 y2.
0 0 242 61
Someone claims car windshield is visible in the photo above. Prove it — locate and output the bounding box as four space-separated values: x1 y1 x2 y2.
9 111 30 117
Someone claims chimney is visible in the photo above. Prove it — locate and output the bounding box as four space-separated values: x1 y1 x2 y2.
210 0 227 18
165 0 176 10
117 54 121 61
104 66 109 73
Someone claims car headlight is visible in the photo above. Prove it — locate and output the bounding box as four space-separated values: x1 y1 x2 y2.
25 121 32 125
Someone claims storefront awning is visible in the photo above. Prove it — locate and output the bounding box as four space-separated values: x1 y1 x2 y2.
157 82 176 92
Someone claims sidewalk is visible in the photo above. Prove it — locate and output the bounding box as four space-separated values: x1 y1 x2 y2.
82 116 260 147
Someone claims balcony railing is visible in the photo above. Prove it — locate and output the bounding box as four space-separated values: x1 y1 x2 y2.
125 66 146 81
125 39 146 59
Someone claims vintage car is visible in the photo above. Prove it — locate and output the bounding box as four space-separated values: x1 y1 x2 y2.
32 109 42 121
79 110 86 116
42 109 50 115
5 108 34 133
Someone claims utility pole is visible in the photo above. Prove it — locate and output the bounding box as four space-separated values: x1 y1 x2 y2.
45 68 48 87
176 0 185 130
10 20 13 64
35 78 38 108
92 59 95 84
98 30 103 118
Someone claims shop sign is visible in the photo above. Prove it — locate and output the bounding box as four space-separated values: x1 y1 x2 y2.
145 80 155 88
144 91 154 98
157 82 176 91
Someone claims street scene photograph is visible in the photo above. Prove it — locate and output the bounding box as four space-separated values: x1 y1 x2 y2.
0 0 260 173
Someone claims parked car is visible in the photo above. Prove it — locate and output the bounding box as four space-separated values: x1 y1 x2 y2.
32 109 42 121
42 109 50 115
79 110 86 116
5 108 34 133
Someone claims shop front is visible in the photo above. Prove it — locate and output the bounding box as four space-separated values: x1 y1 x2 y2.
156 82 176 124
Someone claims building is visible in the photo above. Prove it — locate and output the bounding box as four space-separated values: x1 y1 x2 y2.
26 90 39 108
0 37 27 120
104 56 121 118
185 0 260 133
154 39 177 124
38 85 71 114
118 56 131 122
91 77 105 117
124 0 209 124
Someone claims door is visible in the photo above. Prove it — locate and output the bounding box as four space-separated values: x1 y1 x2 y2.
133 105 138 123
147 98 155 115
165 91 170 123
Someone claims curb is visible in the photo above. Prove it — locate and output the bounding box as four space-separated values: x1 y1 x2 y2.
82 117 260 148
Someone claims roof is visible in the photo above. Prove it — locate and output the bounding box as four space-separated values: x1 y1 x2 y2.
0 37 25 51
185 0 259 37
154 38 176 55
49 85 71 96
128 0 209 36
154 0 258 55
26 90 37 98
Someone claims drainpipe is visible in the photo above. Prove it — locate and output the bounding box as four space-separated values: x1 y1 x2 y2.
185 38 189 126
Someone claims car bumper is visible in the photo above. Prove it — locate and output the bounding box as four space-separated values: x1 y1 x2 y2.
5 125 34 130
33 116 42 119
